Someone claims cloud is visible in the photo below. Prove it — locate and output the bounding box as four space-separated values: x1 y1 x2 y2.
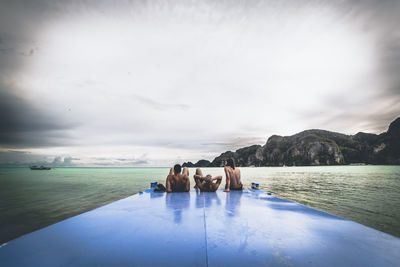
0 83 78 148
85 154 149 166
0 0 399 165
0 149 149 167
63 156 79 165
0 150 48 166
51 156 79 166
201 136 266 150
132 94 190 111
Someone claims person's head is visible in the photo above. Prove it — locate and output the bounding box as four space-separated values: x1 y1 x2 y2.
205 174 212 183
174 164 182 174
225 158 236 169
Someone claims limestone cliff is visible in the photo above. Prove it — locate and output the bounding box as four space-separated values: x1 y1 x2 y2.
192 117 400 167
182 159 211 168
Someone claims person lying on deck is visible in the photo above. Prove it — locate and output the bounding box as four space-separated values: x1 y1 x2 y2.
193 168 222 192
224 158 243 192
166 164 190 193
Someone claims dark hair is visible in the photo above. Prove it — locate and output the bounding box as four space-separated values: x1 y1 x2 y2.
226 158 235 169
174 164 182 174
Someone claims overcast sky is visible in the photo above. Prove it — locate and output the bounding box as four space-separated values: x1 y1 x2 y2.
1 0 399 166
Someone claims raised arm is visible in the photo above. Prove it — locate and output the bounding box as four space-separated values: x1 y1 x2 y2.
212 175 222 181
211 175 223 191
194 174 203 179
193 168 204 190
184 176 190 192
194 175 204 189
238 169 242 185
166 176 172 193
224 166 231 192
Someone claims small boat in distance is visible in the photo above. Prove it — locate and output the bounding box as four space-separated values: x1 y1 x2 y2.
29 166 51 170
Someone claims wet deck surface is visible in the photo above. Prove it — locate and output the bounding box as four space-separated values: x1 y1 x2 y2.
1 189 399 266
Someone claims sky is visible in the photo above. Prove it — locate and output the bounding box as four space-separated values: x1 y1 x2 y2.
0 0 399 167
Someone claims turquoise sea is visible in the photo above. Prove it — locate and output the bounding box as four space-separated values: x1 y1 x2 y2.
0 166 399 244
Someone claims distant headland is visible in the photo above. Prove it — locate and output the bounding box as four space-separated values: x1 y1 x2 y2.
183 117 400 167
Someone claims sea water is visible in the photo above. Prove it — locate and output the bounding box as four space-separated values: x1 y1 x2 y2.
0 166 399 244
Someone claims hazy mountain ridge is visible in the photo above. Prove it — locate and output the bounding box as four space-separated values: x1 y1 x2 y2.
184 117 400 167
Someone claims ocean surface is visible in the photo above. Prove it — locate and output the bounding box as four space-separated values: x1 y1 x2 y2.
0 166 399 244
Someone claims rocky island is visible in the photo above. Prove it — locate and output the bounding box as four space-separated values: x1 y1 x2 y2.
183 117 400 167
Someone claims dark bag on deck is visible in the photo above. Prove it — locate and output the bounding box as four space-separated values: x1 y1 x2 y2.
154 183 166 192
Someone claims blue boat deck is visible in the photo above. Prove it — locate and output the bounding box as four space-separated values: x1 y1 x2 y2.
1 188 399 266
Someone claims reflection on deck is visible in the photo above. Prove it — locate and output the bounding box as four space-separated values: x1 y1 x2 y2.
0 189 399 266
166 192 190 224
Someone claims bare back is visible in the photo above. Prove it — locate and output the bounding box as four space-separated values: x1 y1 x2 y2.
224 166 242 192
166 167 190 193
167 174 189 192
229 168 241 189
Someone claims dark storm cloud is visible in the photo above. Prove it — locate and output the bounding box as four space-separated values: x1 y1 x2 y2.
0 1 80 149
0 85 77 147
